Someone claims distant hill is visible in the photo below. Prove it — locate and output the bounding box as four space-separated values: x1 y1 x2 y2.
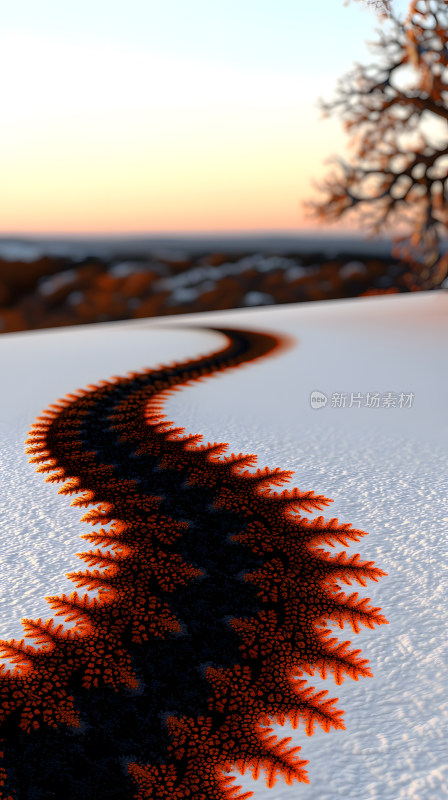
1 231 447 263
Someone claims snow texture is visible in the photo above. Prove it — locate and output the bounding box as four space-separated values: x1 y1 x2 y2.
0 291 446 800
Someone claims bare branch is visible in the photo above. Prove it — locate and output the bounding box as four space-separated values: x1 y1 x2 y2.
344 0 393 20
304 0 448 288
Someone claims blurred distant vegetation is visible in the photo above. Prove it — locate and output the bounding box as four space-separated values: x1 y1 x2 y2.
0 244 425 334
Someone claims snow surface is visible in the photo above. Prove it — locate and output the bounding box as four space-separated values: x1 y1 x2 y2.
0 291 447 800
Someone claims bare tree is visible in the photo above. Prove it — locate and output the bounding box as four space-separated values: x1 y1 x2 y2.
344 0 393 19
303 0 448 289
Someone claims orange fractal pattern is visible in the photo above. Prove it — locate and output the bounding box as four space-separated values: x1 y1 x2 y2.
0 326 388 799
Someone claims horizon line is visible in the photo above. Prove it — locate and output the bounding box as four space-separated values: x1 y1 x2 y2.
0 229 420 241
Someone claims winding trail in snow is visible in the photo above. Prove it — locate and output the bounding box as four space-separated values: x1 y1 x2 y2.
0 325 387 799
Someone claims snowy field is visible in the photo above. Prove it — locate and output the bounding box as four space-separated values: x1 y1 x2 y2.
0 291 447 799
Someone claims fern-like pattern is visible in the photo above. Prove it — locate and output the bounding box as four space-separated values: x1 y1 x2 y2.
0 326 388 799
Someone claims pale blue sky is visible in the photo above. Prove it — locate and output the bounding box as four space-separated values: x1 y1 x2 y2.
0 0 423 235
2 0 412 80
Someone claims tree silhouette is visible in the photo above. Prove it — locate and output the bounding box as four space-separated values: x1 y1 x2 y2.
303 0 448 289
344 0 393 19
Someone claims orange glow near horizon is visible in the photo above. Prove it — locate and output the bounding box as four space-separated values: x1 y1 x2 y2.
0 4 437 241
0 132 410 239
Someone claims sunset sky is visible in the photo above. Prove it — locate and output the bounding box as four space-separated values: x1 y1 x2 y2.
1 0 435 237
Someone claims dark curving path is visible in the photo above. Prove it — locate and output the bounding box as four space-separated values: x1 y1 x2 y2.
0 326 388 800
